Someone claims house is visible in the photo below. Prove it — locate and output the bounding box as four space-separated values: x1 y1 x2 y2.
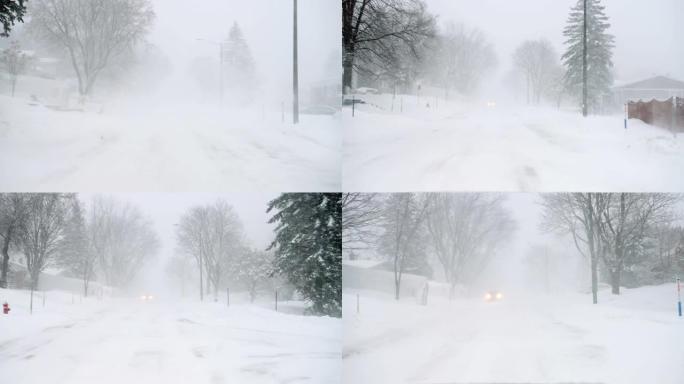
612 75 684 106
342 258 429 298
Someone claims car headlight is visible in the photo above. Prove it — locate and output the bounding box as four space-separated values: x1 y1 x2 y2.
495 292 503 300
484 293 492 301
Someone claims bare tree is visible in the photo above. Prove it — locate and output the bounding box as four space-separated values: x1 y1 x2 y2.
650 224 684 278
512 39 558 104
540 193 607 304
540 193 680 299
176 206 209 301
236 249 273 303
176 200 244 302
29 0 154 97
0 193 29 288
378 193 428 300
88 196 158 288
1 40 30 96
342 193 382 250
524 244 554 292
342 0 435 93
204 200 244 301
596 193 679 295
58 196 95 297
433 23 497 97
165 254 193 298
425 193 515 298
17 194 70 291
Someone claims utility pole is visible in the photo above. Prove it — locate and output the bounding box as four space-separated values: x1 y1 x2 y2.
545 247 550 293
293 0 299 124
199 233 204 302
582 0 588 117
220 41 225 107
196 38 225 107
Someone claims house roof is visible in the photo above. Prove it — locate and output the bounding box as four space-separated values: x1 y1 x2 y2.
342 258 384 269
616 76 684 90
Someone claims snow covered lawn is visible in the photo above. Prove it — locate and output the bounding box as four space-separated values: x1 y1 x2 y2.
343 96 684 191
343 285 684 384
0 96 341 191
0 289 341 384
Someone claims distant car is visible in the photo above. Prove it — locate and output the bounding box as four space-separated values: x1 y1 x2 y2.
483 291 503 302
139 294 155 301
300 105 338 116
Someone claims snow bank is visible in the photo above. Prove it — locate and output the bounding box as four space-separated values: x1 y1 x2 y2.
0 288 341 384
0 95 341 191
343 95 684 192
343 283 684 384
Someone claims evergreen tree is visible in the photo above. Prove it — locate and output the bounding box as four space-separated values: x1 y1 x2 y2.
561 0 614 115
59 197 94 297
222 22 256 102
0 0 26 37
267 193 342 317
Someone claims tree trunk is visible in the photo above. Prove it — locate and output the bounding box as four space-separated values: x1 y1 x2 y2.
1 228 11 289
610 268 620 295
393 257 401 300
199 260 204 302
11 78 16 97
213 282 218 302
250 283 256 303
591 255 598 304
85 78 96 98
31 271 40 292
342 55 354 95
582 0 588 117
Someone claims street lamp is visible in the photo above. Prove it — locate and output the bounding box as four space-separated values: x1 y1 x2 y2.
292 0 299 124
196 38 225 106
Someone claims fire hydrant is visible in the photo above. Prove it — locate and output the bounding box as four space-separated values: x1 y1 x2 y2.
2 302 10 314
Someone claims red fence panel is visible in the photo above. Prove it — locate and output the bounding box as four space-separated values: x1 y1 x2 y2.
628 97 683 132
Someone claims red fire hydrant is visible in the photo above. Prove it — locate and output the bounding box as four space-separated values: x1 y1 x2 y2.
2 302 10 314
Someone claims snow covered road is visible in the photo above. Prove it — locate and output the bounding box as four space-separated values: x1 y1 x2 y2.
343 285 684 384
0 96 341 191
0 290 342 384
343 97 684 192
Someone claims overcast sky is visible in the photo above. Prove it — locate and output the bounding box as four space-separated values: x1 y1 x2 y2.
426 0 684 84
148 0 341 99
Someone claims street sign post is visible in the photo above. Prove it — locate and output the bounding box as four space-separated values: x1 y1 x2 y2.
677 276 682 317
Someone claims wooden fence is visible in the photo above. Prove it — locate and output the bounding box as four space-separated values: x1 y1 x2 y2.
628 97 684 132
